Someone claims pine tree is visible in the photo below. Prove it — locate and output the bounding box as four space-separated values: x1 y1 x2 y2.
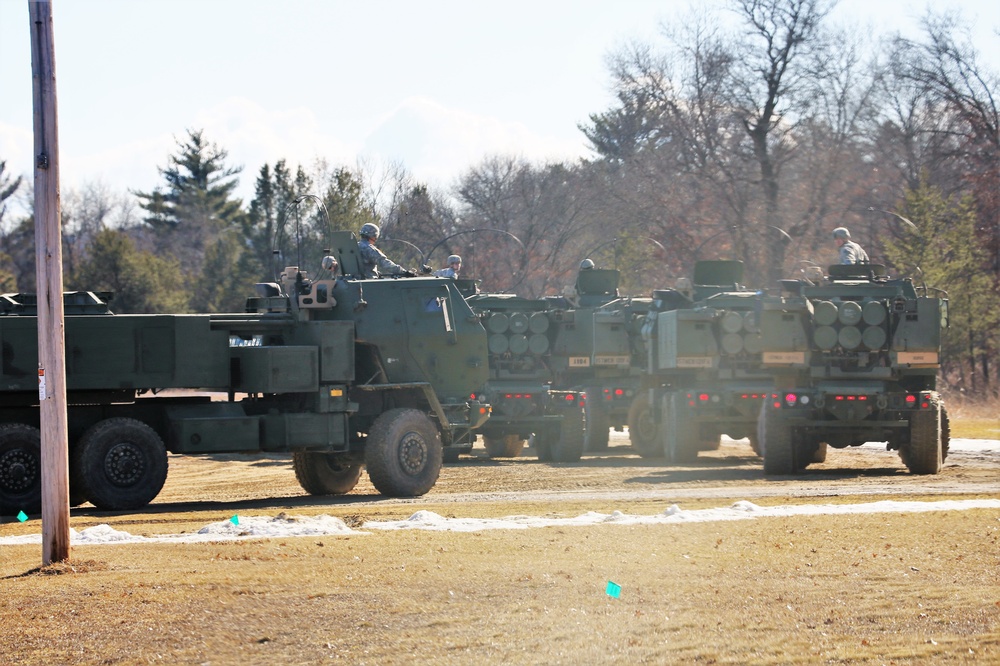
133 129 245 285
883 181 998 393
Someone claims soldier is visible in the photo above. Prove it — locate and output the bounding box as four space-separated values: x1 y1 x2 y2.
357 223 413 278
833 227 869 265
433 254 462 278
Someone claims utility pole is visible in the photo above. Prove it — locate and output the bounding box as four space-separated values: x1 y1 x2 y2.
29 0 70 565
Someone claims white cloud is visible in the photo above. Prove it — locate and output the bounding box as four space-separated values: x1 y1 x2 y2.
361 96 591 188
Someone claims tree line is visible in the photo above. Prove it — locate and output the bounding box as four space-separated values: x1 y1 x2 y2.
0 0 996 396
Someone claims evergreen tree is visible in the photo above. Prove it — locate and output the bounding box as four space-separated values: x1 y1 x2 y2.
133 129 245 286
883 181 998 393
68 228 188 314
0 160 23 292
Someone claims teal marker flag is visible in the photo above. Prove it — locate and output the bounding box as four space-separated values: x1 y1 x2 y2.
606 581 621 598
17 510 28 523
230 515 240 526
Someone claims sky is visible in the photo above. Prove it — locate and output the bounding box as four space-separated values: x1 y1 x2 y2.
1 0 999 211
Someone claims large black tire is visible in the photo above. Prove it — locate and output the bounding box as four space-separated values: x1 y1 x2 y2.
551 406 585 463
662 393 699 463
73 418 168 511
292 451 362 495
760 407 797 475
748 433 762 457
484 434 525 458
365 408 442 497
628 393 661 458
532 433 553 462
941 405 951 462
583 389 610 452
902 394 943 474
0 424 42 516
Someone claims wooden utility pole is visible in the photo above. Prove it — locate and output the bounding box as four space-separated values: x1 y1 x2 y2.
29 0 70 565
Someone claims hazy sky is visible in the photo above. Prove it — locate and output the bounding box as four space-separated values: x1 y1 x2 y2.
1 0 998 207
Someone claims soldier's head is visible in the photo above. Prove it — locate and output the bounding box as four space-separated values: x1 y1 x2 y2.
359 223 380 242
447 255 462 271
579 258 595 271
832 227 850 246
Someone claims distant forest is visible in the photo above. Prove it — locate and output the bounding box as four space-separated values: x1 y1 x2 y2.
1 0 997 395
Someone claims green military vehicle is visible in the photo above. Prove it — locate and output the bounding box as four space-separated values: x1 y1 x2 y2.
464 293 584 462
757 263 949 474
640 260 772 462
0 230 491 516
546 268 653 454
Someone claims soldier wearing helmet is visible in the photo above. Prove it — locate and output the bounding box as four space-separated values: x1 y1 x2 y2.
833 227 869 265
433 254 462 278
357 223 412 278
579 258 595 270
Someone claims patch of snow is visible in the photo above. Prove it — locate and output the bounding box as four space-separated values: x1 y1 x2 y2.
3 499 998 546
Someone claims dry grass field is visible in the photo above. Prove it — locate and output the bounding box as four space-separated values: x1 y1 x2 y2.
1 421 998 665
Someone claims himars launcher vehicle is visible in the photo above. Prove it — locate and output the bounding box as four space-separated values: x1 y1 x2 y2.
640 260 772 462
464 293 585 462
546 268 653 454
757 263 950 474
0 230 491 516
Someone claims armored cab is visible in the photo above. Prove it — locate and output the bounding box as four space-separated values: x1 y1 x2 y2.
0 230 492 516
640 260 772 461
757 263 949 474
546 269 653 453
465 293 584 462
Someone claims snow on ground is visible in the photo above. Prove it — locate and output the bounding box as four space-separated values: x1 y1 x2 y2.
2 498 999 546
2 438 996 547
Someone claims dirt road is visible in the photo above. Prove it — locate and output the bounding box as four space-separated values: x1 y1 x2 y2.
136 434 999 520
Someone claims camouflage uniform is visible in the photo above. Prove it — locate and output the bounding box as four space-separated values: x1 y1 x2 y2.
433 255 462 278
358 239 407 278
839 240 869 265
833 227 869 265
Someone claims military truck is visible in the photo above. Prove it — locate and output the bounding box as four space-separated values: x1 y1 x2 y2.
464 293 584 462
757 263 949 474
0 230 491 516
546 268 653 454
640 260 772 462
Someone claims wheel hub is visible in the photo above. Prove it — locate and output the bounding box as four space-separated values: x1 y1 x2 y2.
0 449 37 492
104 442 144 487
398 431 428 476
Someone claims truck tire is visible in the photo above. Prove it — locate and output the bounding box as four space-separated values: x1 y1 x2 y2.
73 418 168 511
662 393 698 463
484 434 525 458
293 452 362 495
583 390 610 451
532 433 553 462
365 408 442 497
551 406 585 463
748 433 762 457
941 406 951 461
902 395 943 474
0 424 42 516
628 394 661 458
761 407 797 475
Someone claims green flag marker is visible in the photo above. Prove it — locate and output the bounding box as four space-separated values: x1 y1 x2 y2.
230 515 239 526
606 581 621 598
17 510 28 523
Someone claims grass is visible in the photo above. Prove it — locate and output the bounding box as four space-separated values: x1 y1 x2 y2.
942 393 1000 439
2 504 999 665
0 414 997 664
